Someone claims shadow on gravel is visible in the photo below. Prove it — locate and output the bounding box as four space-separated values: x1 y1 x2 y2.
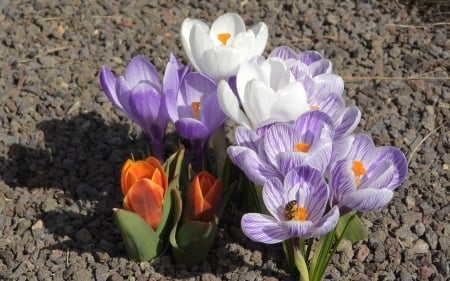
1 112 146 257
398 0 450 22
1 112 277 278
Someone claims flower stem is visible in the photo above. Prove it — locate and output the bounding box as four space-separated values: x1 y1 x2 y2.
294 239 309 281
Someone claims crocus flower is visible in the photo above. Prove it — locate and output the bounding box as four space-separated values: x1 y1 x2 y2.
181 13 268 81
328 134 408 212
165 71 227 169
227 111 334 185
269 46 360 139
186 171 223 222
241 166 339 243
100 55 187 162
120 156 169 230
218 57 308 130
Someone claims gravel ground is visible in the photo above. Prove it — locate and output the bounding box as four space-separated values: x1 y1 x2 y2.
0 1 449 280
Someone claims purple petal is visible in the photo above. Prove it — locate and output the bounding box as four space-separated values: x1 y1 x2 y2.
262 177 285 221
99 66 121 109
269 46 298 60
125 56 161 90
361 160 395 190
234 126 262 150
115 77 132 114
241 213 289 244
373 147 408 189
128 82 162 123
341 188 394 211
174 118 209 140
298 51 325 65
294 110 334 142
308 205 340 238
227 146 280 185
329 159 357 206
263 123 300 167
199 85 227 133
334 106 361 140
309 59 333 76
281 220 313 238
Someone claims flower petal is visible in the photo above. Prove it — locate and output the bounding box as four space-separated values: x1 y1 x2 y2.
262 177 285 221
99 66 121 109
281 220 313 239
241 213 289 244
341 188 394 211
125 56 161 91
308 205 340 238
181 18 209 71
210 13 246 44
174 118 209 139
218 80 252 128
251 22 268 55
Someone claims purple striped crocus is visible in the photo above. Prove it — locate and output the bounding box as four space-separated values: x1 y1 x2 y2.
241 166 339 243
328 134 408 212
99 54 188 162
227 110 334 185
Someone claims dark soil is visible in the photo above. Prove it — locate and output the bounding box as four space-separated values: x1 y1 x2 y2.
0 1 449 280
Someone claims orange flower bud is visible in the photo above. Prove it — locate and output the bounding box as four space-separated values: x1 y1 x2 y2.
187 171 222 222
120 157 168 230
121 156 168 196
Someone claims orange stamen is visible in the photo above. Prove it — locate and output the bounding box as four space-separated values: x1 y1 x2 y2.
294 207 308 222
217 33 231 45
352 160 366 187
191 102 201 120
310 105 320 110
295 143 310 153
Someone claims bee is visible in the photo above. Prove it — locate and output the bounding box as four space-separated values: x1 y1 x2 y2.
283 200 297 220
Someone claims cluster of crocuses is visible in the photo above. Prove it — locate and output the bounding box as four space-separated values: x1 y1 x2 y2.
99 13 408 279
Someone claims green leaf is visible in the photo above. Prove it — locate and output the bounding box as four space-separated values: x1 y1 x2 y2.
171 221 218 266
113 208 163 262
335 212 368 243
216 156 239 218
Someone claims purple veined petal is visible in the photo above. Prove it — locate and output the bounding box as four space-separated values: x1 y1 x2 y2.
234 126 262 150
307 205 340 238
269 46 298 61
125 56 161 91
227 146 280 186
290 62 311 82
341 188 394 212
241 213 289 244
329 135 354 168
281 220 313 239
298 51 325 65
360 160 395 190
262 177 286 221
305 138 333 173
310 74 345 101
199 90 227 133
174 118 209 140
99 66 122 110
373 146 408 189
128 82 162 124
276 152 308 176
348 134 377 164
263 123 300 168
311 92 345 121
333 106 361 140
294 110 334 142
115 76 132 115
329 159 357 206
284 167 329 223
309 59 333 76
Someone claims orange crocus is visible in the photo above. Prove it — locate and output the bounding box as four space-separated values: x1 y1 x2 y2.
120 156 168 230
187 171 223 222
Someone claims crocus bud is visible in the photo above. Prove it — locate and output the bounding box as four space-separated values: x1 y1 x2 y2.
120 156 169 230
187 171 222 222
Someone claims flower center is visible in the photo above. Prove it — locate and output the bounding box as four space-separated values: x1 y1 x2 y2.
191 102 201 120
283 200 307 222
295 143 310 153
217 33 231 45
310 105 320 110
352 160 366 187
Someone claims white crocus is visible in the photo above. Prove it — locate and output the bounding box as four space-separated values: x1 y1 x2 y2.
181 13 268 81
218 57 309 130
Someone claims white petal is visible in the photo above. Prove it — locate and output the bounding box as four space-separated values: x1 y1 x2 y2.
251 22 269 55
236 61 264 104
217 80 252 128
210 13 246 45
181 19 208 71
270 81 308 122
243 80 276 128
189 22 215 73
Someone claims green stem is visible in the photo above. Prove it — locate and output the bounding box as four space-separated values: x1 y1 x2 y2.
294 240 309 281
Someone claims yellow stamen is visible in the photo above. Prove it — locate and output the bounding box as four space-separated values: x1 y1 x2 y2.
217 33 231 45
295 143 310 153
352 160 366 187
191 102 201 120
310 105 320 110
294 207 308 222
